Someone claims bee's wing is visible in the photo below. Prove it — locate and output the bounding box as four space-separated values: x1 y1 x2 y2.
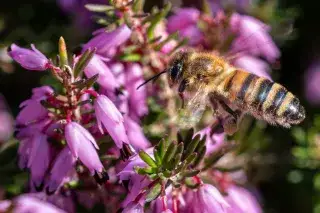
176 84 210 128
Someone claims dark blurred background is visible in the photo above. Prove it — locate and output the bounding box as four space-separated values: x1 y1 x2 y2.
0 0 319 212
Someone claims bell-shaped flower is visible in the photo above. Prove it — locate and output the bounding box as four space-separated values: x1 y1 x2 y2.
233 55 271 79
189 184 229 213
230 13 280 63
122 202 144 213
84 54 119 92
124 117 150 151
167 8 203 45
8 44 49 71
28 133 51 189
18 137 33 169
305 62 320 105
126 63 148 119
94 95 129 148
83 24 132 57
16 86 53 126
64 122 104 175
46 147 76 193
13 195 67 213
225 185 262 213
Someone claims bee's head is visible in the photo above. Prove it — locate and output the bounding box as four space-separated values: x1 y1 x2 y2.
136 51 189 90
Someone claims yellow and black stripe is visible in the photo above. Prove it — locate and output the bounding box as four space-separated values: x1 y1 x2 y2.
220 70 305 125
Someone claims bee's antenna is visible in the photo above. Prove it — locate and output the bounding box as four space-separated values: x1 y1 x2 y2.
136 70 167 90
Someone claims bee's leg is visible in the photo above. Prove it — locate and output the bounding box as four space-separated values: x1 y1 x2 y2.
178 79 188 109
217 100 242 135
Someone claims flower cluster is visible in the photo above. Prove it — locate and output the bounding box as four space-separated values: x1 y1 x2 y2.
2 0 290 212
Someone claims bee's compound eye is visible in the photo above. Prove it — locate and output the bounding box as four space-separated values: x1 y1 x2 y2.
170 63 182 82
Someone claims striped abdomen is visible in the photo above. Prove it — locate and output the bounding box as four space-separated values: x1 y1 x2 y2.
220 70 305 127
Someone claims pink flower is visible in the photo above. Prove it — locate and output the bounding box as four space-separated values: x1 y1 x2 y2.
167 8 203 45
64 122 104 175
16 86 53 125
230 13 280 63
13 195 67 213
122 202 144 213
187 184 229 213
126 63 148 119
8 44 49 71
28 133 51 189
84 54 120 92
0 200 11 212
46 147 76 194
225 185 262 213
83 24 132 57
18 137 33 169
305 62 320 105
233 55 271 79
124 117 150 151
94 95 129 148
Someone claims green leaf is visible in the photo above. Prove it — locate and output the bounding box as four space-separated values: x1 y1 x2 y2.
85 4 114 12
119 53 142 62
182 169 200 177
153 146 162 165
146 2 172 39
134 166 154 175
158 138 167 159
59 37 68 67
193 146 206 167
75 74 99 90
172 153 182 169
74 49 96 78
184 153 198 165
146 183 161 202
292 127 306 145
183 135 200 160
139 150 157 168
202 0 213 16
132 0 145 12
163 142 177 168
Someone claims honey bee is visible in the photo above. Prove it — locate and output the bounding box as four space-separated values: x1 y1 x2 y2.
138 51 305 135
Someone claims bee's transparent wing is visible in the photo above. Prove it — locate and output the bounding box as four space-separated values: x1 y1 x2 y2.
176 85 210 128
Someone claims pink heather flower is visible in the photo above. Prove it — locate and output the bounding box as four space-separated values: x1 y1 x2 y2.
167 8 203 45
189 184 229 213
28 133 51 188
233 55 271 79
0 200 11 212
124 117 150 151
8 44 49 71
13 195 67 213
154 22 177 54
94 95 129 148
126 63 148 119
64 122 104 175
16 118 52 140
18 137 33 169
84 54 120 92
195 126 225 155
122 202 144 213
16 86 53 125
305 62 320 105
82 24 132 57
230 13 280 63
46 147 76 193
226 185 262 213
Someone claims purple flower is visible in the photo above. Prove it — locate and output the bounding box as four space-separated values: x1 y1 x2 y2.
167 8 203 45
13 195 67 213
16 86 53 125
0 200 11 212
84 54 120 92
94 95 129 148
305 62 320 105
195 126 225 155
225 185 262 213
122 202 144 213
0 95 14 142
126 63 148 119
124 117 150 151
230 13 280 63
83 24 132 57
46 147 76 193
188 184 229 213
28 133 51 188
64 122 104 175
233 55 271 79
18 137 33 169
8 44 49 71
